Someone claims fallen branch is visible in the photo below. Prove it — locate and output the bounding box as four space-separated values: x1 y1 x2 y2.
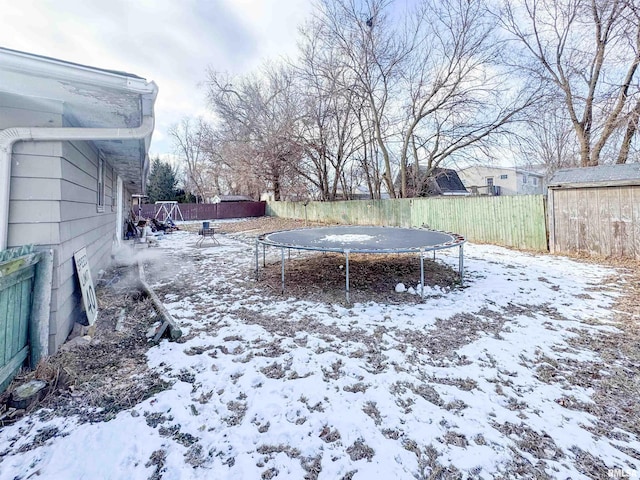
137 261 182 342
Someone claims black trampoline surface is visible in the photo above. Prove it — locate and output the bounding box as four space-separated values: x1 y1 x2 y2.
258 226 464 253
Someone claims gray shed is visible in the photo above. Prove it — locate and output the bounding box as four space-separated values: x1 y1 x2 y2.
547 164 640 258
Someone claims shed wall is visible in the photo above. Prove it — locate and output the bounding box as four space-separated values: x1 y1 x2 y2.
549 185 640 259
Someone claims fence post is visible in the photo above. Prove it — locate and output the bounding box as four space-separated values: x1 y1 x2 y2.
31 249 53 365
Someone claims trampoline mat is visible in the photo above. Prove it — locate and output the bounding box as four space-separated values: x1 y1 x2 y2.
261 226 460 253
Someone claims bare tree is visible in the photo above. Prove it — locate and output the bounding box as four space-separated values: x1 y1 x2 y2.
398 0 536 196
314 0 412 198
502 0 640 166
168 117 216 202
510 99 581 176
295 17 366 200
311 0 536 198
205 65 304 200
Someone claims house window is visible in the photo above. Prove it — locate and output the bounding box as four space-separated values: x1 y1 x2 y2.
500 174 508 179
522 174 528 185
532 177 538 186
97 156 105 213
486 177 494 186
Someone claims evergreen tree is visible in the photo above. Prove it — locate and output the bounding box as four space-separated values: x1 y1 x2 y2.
146 157 178 203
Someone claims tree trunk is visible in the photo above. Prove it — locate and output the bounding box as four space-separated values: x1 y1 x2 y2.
616 100 640 164
273 176 281 201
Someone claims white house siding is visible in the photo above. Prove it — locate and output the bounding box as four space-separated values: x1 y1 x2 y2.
459 166 544 195
48 141 117 351
7 136 118 351
516 172 544 195
458 166 517 195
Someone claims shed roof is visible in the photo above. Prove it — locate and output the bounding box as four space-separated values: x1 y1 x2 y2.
548 164 640 188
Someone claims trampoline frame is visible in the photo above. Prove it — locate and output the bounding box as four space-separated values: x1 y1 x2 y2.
254 226 466 303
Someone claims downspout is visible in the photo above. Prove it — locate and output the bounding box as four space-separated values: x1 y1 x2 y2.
0 116 154 251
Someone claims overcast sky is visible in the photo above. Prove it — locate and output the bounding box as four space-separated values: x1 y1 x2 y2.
0 0 314 157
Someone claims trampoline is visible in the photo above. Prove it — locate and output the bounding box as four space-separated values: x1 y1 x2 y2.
255 225 466 302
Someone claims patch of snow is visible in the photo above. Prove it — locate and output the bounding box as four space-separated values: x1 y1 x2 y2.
321 234 375 243
0 229 637 480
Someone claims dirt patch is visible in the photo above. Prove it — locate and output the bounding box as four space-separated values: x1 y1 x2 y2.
257 252 460 305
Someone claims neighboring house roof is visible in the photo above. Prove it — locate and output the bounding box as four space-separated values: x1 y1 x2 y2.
0 46 158 191
548 164 640 188
396 167 468 196
430 168 468 194
212 195 254 203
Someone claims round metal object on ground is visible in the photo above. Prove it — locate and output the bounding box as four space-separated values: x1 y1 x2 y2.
258 226 464 253
255 225 466 303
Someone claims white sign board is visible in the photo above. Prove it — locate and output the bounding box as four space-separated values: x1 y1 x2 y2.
74 248 98 325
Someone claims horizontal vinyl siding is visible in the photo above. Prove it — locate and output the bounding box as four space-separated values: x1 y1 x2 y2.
12 143 63 175
7 223 60 247
50 291 82 353
49 141 118 351
9 177 61 201
9 145 64 242
8 200 61 223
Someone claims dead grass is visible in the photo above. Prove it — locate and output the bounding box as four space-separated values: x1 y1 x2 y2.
1 267 173 425
258 252 460 305
2 217 639 478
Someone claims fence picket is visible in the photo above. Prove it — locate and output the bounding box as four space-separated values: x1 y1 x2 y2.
267 195 548 251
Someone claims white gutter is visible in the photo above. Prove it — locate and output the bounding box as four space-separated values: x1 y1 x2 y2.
0 116 154 250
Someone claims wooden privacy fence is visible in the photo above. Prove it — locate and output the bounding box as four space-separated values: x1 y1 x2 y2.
140 202 266 221
267 195 548 251
0 246 38 391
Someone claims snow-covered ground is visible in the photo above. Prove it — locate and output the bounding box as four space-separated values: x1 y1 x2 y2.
1 228 638 479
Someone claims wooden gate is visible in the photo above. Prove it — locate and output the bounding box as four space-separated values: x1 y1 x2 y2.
0 245 40 391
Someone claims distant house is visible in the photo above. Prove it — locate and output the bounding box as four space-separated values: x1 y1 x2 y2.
396 167 469 197
0 47 157 353
458 166 545 196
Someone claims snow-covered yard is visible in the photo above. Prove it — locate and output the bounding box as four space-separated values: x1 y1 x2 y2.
1 221 639 480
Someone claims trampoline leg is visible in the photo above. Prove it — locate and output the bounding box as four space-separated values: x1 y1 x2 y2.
433 250 436 261
420 251 425 299
263 244 266 268
459 244 464 284
281 248 285 294
255 240 259 280
345 250 350 304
